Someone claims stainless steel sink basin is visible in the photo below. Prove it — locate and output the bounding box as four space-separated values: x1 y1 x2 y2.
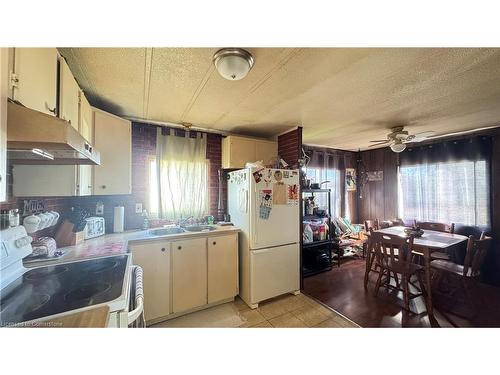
149 227 186 236
183 225 217 232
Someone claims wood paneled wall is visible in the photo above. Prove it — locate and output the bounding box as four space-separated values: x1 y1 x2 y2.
357 147 398 224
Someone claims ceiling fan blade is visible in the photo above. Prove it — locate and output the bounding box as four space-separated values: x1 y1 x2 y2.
368 142 389 148
369 140 389 143
410 131 436 142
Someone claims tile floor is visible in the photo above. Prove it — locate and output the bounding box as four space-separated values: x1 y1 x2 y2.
152 293 358 328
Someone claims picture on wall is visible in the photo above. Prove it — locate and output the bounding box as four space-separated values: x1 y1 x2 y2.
367 171 383 181
345 168 357 191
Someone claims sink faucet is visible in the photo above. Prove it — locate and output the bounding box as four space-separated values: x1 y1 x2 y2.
178 216 194 227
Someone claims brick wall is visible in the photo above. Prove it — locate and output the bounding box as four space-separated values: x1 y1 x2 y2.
0 122 223 233
278 127 302 168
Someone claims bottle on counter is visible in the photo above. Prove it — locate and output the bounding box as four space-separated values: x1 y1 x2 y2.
142 210 150 230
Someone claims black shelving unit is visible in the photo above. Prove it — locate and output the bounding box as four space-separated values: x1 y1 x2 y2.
301 188 338 277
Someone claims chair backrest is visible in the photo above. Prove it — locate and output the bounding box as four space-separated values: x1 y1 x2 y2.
416 221 455 234
370 231 414 264
389 218 404 227
364 219 380 232
463 235 492 278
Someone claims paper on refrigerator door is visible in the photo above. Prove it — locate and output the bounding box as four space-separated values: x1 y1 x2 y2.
287 184 299 205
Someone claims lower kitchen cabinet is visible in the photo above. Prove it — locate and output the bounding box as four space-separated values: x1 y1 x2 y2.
208 234 238 303
129 232 239 325
172 238 207 313
129 241 171 322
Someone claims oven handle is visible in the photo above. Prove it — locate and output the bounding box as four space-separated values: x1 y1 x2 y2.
128 266 144 325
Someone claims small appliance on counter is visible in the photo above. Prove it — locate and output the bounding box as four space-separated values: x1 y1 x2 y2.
84 216 106 239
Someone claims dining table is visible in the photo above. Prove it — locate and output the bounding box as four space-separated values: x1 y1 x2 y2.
374 226 469 318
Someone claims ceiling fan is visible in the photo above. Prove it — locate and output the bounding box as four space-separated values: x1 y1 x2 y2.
369 126 435 153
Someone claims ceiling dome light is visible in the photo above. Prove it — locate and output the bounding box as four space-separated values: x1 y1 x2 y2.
390 140 406 153
213 48 254 81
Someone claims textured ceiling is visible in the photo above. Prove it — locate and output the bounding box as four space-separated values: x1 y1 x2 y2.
59 48 500 150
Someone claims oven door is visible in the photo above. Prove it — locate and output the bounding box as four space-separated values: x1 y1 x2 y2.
127 266 145 327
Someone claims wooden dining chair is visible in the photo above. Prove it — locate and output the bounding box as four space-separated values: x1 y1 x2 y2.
363 219 382 288
415 220 455 261
431 233 492 316
370 231 430 314
415 220 455 234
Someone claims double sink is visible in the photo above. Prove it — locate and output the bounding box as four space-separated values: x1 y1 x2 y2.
149 225 217 237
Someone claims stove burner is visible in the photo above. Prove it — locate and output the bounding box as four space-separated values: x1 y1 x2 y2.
81 259 118 273
0 293 50 315
64 282 112 303
25 266 69 280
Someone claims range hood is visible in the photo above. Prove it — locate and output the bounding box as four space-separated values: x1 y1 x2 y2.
6 101 100 165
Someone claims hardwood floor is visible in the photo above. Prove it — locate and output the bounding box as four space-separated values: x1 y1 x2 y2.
303 257 500 328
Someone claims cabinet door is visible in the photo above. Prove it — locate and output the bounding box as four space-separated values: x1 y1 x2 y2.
172 238 207 313
93 109 132 195
208 234 238 303
0 48 7 202
130 242 171 322
13 48 58 115
255 140 278 166
230 137 256 168
77 165 92 196
79 91 92 142
13 165 76 197
59 58 80 130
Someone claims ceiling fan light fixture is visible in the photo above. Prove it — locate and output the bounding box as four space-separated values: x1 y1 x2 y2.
390 140 406 153
213 48 254 81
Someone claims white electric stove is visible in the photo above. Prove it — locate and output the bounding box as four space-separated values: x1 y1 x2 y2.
0 226 144 328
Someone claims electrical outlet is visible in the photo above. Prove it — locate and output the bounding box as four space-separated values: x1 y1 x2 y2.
135 203 143 214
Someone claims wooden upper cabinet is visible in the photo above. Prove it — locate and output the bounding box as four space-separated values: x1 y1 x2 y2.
0 48 8 202
59 58 80 130
222 135 278 168
11 48 58 116
92 108 132 195
255 140 278 166
79 91 92 142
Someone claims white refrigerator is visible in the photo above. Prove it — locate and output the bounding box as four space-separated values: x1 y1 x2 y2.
228 167 300 308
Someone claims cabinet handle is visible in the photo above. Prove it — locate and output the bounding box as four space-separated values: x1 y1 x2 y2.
101 185 106 189
161 247 166 252
212 241 216 245
177 246 182 250
45 102 56 114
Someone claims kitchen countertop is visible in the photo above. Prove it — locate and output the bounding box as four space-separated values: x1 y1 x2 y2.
23 225 240 268
36 306 110 328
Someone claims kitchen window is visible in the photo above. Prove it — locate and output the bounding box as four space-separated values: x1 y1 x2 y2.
148 130 209 219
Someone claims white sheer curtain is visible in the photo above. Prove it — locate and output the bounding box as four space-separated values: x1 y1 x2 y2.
154 128 209 220
305 150 342 217
398 160 489 226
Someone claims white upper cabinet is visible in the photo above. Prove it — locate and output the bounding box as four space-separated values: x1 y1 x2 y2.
59 57 80 130
222 135 278 169
79 91 92 142
93 108 132 195
13 165 78 197
0 48 8 202
11 48 58 116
